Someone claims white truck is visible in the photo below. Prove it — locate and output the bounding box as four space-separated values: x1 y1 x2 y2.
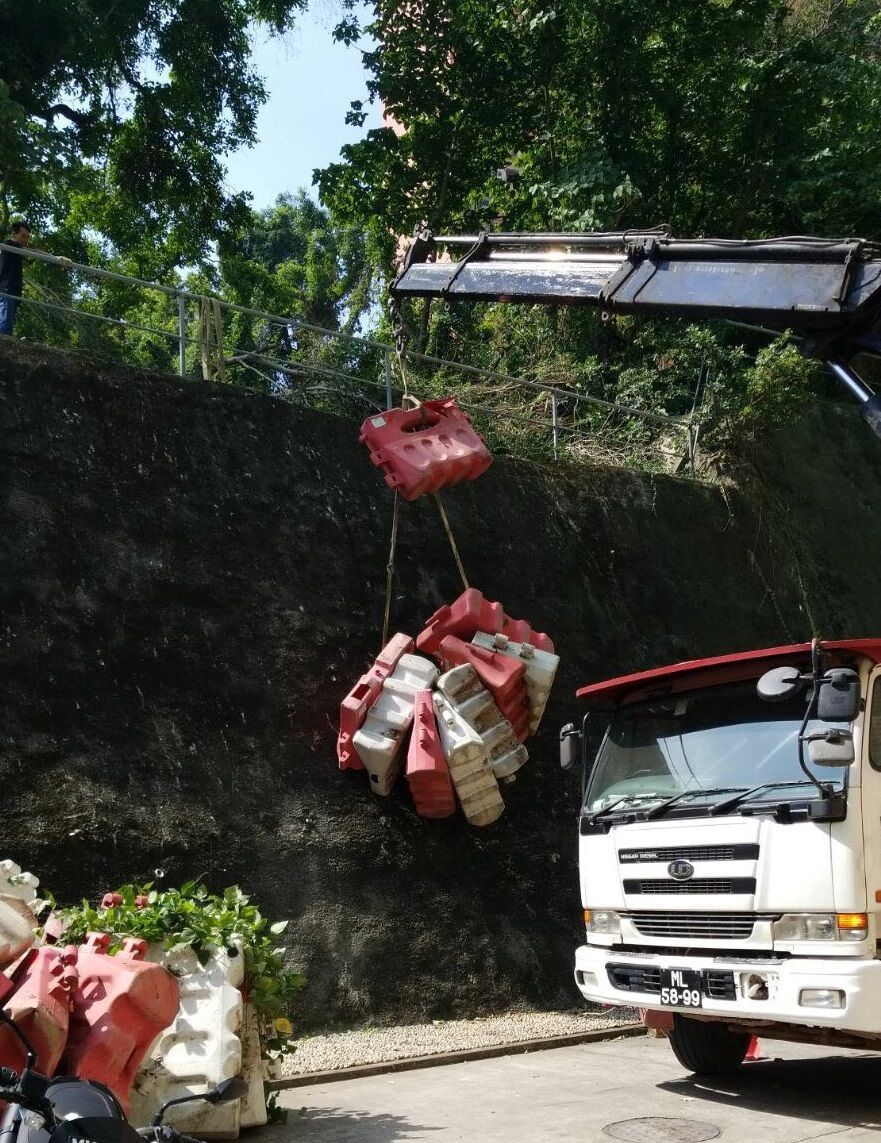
561 637 881 1074
390 228 881 1073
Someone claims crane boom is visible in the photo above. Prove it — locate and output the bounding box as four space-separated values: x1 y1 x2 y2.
390 229 881 436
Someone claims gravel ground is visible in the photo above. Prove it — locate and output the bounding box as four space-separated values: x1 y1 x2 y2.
279 1008 638 1076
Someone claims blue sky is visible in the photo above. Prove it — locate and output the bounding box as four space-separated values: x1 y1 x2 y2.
223 9 382 210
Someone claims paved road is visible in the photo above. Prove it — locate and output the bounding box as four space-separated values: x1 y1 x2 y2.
265 1033 881 1142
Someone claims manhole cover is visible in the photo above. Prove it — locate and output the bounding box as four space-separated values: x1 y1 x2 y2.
603 1118 721 1142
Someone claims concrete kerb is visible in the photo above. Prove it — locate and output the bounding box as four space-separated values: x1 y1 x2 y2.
269 1022 645 1089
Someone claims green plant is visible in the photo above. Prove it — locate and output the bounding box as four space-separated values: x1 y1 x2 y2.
54 880 304 1054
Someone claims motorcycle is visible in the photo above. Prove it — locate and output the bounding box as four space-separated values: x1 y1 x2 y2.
0 1009 247 1143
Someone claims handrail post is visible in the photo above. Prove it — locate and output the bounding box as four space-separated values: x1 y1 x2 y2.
177 295 187 377
551 392 559 460
384 348 393 410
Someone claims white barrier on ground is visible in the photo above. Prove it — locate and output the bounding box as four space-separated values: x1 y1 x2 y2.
130 942 246 1140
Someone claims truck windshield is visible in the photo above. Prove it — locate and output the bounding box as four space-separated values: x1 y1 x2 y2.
584 681 850 817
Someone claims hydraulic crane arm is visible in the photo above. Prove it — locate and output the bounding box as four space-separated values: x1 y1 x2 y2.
390 229 881 436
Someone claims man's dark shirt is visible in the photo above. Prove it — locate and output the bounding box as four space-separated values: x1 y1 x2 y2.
0 240 24 298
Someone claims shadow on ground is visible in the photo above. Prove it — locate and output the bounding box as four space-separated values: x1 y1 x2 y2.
256 1105 439 1141
658 1051 881 1133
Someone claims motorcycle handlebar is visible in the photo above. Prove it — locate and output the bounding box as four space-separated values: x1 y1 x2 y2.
0 1087 54 1120
138 1128 202 1143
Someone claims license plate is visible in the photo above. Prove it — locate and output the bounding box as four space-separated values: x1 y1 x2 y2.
659 968 703 1009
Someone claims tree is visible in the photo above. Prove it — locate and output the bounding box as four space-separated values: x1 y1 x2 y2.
319 0 881 241
218 192 377 331
214 192 382 393
0 0 307 270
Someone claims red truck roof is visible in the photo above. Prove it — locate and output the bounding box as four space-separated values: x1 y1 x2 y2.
576 638 881 705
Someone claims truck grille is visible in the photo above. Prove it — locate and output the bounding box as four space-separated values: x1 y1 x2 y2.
623 879 756 895
627 912 757 940
607 964 662 993
704 971 737 1001
606 963 737 1000
618 844 759 863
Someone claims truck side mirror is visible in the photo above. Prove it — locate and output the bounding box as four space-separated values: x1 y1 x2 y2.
817 669 860 722
559 723 581 771
804 728 855 767
757 666 803 702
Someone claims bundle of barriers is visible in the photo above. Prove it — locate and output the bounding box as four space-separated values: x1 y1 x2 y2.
338 396 559 825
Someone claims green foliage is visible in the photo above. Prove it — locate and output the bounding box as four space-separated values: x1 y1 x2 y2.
321 0 881 241
0 0 307 270
55 880 304 1052
740 338 822 427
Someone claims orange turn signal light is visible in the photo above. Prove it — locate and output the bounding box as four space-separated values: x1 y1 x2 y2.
583 909 592 924
836 912 868 930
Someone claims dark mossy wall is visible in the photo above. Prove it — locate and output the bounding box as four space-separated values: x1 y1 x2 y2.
3 340 880 1028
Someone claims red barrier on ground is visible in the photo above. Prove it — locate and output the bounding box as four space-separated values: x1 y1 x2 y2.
406 690 456 819
0 946 77 1075
639 1009 673 1033
359 399 492 501
338 633 414 770
416 589 554 656
439 636 531 741
64 932 179 1114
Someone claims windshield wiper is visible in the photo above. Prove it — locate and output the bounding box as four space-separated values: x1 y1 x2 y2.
709 779 819 816
586 795 659 823
644 786 748 820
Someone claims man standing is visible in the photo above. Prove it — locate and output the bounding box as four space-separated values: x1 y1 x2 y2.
0 221 32 336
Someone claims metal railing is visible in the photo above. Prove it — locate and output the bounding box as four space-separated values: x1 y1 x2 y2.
0 241 700 473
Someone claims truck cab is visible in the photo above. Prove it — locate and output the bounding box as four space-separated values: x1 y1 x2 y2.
566 638 881 1074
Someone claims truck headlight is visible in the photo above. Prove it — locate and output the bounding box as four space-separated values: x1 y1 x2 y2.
584 908 621 936
773 913 868 942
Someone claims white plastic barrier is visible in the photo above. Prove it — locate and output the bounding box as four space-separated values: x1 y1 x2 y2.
472 632 560 733
0 860 40 968
353 653 439 795
436 665 528 780
432 693 504 826
130 941 245 1140
0 897 36 968
0 860 41 916
237 1004 267 1129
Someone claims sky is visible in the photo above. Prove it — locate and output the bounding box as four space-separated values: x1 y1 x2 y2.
223 6 382 210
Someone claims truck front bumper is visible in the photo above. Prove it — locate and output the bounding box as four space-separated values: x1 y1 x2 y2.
575 944 881 1033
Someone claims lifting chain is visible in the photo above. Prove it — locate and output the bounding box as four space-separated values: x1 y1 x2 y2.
386 280 415 405
379 259 469 647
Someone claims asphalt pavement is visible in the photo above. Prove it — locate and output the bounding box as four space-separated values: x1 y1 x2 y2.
263 1031 881 1142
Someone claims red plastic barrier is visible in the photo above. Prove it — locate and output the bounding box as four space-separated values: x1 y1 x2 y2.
338 633 414 770
503 618 553 650
416 588 554 656
64 932 179 1114
439 636 526 701
746 1035 762 1060
0 946 77 1075
406 690 456 819
359 398 492 501
439 636 531 741
640 1009 673 1033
